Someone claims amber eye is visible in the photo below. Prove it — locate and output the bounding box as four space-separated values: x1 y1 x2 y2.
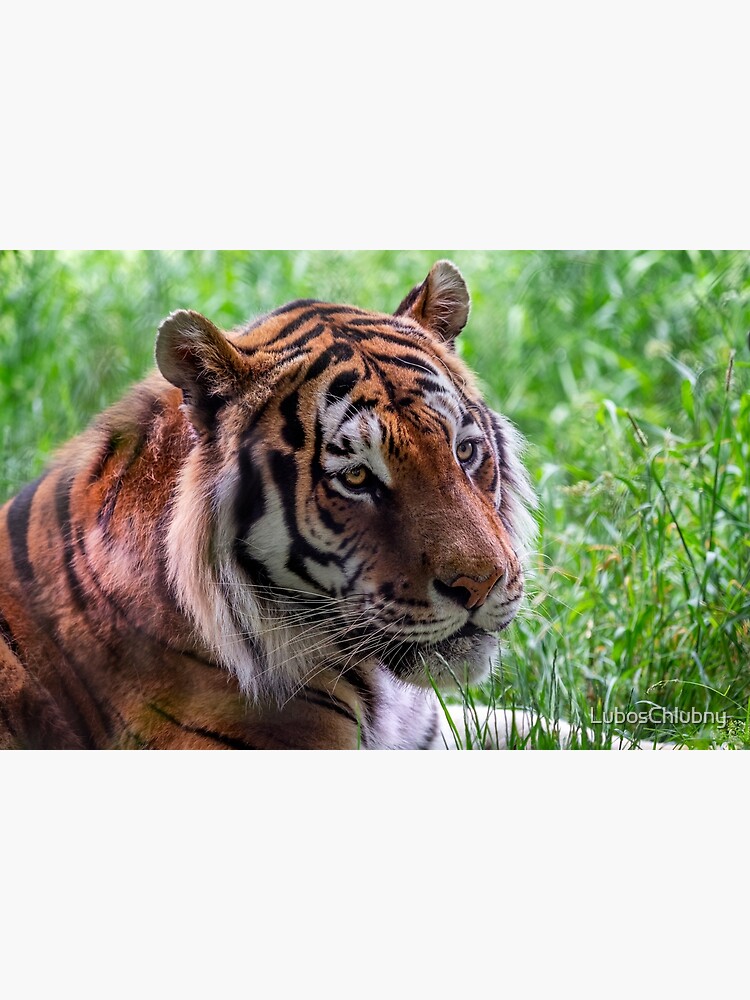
341 466 369 489
456 440 476 463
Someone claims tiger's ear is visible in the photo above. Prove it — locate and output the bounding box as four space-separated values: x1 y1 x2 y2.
394 260 470 345
156 309 249 431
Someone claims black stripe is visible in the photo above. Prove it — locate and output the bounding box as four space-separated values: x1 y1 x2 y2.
231 325 328 436
379 639 416 676
340 666 375 724
339 555 370 596
354 338 473 410
489 411 509 471
311 406 327 488
9 681 86 750
330 397 380 439
6 475 46 587
48 478 125 742
255 321 328 360
0 609 21 658
343 316 422 335
316 502 346 535
365 350 441 376
417 707 441 749
0 479 104 747
242 315 432 377
235 443 267 539
414 377 449 396
264 332 355 382
265 307 324 344
0 538 100 747
147 703 257 749
408 406 452 446
241 301 320 335
325 442 354 458
237 307 325 351
326 370 359 402
433 418 454 448
469 410 496 480
300 689 359 726
279 388 305 449
233 537 272 587
268 298 323 316
88 430 122 483
55 476 88 610
360 354 398 408
97 436 145 531
305 341 356 382
267 449 344 585
262 300 368 323
336 325 431 355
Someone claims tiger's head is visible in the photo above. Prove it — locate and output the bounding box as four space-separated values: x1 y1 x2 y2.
156 261 536 700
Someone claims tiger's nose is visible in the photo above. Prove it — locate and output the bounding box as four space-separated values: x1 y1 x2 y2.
443 568 503 610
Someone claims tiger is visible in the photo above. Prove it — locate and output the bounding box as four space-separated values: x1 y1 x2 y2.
0 259 575 749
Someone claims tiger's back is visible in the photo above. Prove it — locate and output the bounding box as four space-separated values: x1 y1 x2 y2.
0 262 535 749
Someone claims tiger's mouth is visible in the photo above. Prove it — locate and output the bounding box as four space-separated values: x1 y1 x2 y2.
265 590 501 687
379 622 499 688
429 623 497 659
453 622 486 639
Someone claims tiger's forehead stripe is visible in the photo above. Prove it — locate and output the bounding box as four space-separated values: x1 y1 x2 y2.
232 302 472 383
231 303 484 439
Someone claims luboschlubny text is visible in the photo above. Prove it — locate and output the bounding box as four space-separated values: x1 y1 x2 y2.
591 707 727 727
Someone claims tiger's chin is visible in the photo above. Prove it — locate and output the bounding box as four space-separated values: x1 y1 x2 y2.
383 627 499 690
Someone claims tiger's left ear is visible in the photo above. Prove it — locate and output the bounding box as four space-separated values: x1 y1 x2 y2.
394 260 471 346
156 309 249 432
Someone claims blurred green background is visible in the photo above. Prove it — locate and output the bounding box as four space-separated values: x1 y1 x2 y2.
1 250 749 745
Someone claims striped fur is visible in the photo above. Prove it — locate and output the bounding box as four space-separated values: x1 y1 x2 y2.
0 261 536 749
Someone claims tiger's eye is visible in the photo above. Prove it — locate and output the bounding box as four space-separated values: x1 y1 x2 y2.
456 440 475 462
342 466 368 488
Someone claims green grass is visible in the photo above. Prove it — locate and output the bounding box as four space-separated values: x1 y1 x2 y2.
2 250 749 748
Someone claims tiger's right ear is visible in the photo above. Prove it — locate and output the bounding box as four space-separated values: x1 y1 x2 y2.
394 260 471 346
156 310 249 431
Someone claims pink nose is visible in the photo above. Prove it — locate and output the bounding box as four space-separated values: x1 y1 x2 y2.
447 569 503 609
